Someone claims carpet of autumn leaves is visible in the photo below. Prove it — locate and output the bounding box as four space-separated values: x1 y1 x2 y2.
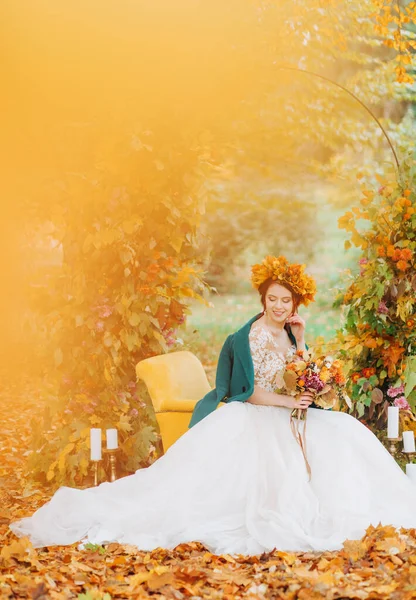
1 377 416 599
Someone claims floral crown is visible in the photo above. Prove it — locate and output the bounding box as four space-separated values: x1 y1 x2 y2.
250 255 317 306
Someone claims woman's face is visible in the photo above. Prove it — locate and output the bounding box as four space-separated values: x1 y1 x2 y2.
264 282 295 324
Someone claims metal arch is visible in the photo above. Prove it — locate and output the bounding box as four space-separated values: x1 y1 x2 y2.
276 66 401 178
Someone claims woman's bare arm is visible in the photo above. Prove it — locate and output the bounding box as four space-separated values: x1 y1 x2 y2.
247 386 314 409
247 386 290 407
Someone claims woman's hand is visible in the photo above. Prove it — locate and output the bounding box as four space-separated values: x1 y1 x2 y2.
281 391 314 410
286 311 306 345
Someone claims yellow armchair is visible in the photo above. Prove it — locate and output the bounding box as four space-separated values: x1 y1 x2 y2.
136 350 221 453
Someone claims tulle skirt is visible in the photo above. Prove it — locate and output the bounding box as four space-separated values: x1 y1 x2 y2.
10 403 416 555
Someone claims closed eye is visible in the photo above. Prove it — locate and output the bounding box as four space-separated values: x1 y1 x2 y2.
268 296 292 302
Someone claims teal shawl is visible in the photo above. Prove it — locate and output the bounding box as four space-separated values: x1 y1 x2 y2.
189 312 302 428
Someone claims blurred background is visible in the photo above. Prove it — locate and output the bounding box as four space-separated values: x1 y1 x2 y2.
2 0 414 364
1 0 416 483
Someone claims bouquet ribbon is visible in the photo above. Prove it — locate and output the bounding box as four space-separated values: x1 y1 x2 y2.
290 408 312 482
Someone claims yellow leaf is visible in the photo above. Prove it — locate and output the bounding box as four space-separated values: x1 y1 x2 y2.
169 236 183 253
57 443 75 473
351 230 366 248
376 536 406 555
147 571 174 590
101 229 116 245
130 572 151 587
342 539 368 561
122 218 142 234
79 458 89 475
1 537 34 562
316 571 336 585
118 414 132 433
363 189 375 198
276 551 297 565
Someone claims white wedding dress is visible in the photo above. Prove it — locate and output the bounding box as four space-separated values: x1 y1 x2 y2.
10 325 416 554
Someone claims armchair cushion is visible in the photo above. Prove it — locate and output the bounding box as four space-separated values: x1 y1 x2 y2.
136 350 212 413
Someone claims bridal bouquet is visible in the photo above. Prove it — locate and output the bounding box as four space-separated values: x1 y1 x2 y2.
277 349 350 413
274 350 350 480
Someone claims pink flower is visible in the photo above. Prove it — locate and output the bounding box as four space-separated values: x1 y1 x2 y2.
304 374 326 393
163 327 177 347
393 396 410 410
377 301 389 315
129 408 139 417
359 258 368 275
98 305 113 318
387 384 405 398
95 320 105 331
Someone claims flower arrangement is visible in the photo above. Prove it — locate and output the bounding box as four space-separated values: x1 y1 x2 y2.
274 350 351 480
336 162 416 427
250 255 317 306
278 350 350 410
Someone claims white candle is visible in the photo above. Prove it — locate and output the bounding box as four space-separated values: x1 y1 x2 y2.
406 463 416 485
106 428 118 450
90 428 102 461
387 406 399 438
403 430 416 453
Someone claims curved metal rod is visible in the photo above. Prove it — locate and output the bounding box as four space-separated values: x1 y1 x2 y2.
276 66 401 177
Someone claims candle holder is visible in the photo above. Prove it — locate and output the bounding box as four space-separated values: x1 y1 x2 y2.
103 448 120 482
91 459 103 486
386 436 402 456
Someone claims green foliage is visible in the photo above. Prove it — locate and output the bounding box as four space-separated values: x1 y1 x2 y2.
11 0 416 483
78 593 111 600
82 543 106 555
27 127 216 487
335 159 416 426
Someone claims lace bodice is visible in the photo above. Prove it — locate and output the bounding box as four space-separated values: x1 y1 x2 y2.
249 325 296 393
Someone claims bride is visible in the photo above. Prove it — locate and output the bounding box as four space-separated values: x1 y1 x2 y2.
10 255 416 555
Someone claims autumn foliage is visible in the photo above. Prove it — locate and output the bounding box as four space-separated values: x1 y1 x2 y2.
26 128 215 487
2 374 416 598
2 0 416 487
336 161 416 426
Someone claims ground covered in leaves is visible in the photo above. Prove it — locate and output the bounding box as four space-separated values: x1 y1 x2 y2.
1 378 416 599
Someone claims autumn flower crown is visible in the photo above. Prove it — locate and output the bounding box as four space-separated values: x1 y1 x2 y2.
250 255 317 306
